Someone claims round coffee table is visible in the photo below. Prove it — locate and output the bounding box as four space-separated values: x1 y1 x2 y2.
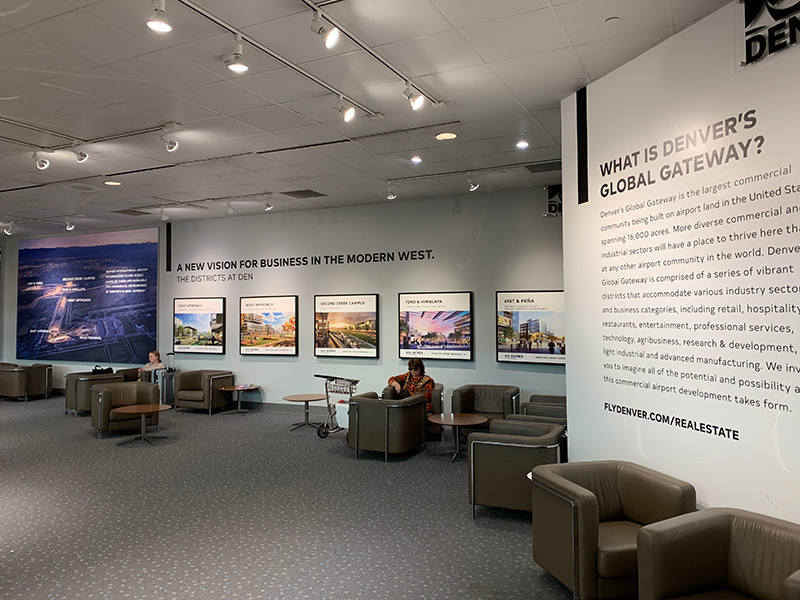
283 393 326 431
219 384 260 414
111 404 172 445
427 413 488 462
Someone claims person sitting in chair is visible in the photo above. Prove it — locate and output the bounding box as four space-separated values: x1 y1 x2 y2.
388 358 435 412
138 350 164 377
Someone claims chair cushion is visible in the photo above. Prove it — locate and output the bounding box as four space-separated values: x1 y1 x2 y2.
597 520 642 578
176 390 204 402
110 383 137 408
474 386 507 413
669 590 754 600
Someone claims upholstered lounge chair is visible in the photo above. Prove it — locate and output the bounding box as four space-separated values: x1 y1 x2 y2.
0 363 52 400
174 370 234 415
638 507 800 600
530 460 697 600
65 371 124 414
91 381 160 436
452 384 520 437
347 391 427 462
468 420 564 517
383 381 444 436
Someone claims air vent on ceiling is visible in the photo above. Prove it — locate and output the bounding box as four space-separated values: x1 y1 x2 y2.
525 160 562 174
113 209 150 216
281 189 327 199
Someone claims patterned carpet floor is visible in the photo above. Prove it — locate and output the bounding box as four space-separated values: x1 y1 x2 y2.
0 394 572 600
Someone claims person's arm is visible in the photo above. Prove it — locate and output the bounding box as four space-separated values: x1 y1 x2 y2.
388 373 406 393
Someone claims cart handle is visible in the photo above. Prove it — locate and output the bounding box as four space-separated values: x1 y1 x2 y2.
314 374 359 385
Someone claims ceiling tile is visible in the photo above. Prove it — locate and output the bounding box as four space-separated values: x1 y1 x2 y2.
575 28 670 80
556 0 671 46
105 50 225 93
183 116 265 140
457 9 571 63
431 0 551 28
169 34 286 79
230 105 315 133
236 68 329 104
187 0 303 29
176 81 270 114
300 50 399 93
272 125 346 146
512 79 587 112
490 49 587 90
0 0 76 29
416 65 508 101
670 0 730 27
327 0 453 46
0 31 99 74
374 30 484 78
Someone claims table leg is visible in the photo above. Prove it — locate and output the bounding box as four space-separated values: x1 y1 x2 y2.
236 391 243 415
451 425 461 462
290 401 322 430
141 413 154 445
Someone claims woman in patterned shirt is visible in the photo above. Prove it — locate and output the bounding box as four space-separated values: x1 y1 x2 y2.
388 358 435 412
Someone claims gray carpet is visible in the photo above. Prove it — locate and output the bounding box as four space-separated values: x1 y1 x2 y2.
0 394 572 600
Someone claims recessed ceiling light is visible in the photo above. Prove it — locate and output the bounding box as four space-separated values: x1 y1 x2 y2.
605 16 621 25
410 156 422 164
104 181 122 186
516 140 530 149
435 132 457 141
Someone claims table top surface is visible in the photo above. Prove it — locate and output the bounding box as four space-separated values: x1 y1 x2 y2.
283 393 327 402
112 404 172 415
428 413 488 426
219 384 260 392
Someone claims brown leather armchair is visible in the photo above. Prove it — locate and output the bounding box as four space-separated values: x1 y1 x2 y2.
174 370 234 414
382 381 444 436
530 461 697 600
638 507 800 600
65 371 124 414
518 394 567 424
452 384 519 437
347 391 427 462
0 363 53 400
468 420 564 517
91 381 160 436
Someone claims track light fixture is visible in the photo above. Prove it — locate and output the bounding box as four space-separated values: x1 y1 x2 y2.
227 200 235 214
402 81 426 110
147 0 172 33
468 174 479 192
71 142 88 163
3 223 12 236
334 96 355 122
223 34 248 73
263 196 273 211
65 219 75 231
32 151 51 170
386 184 397 200
160 207 169 221
310 10 340 49
160 126 178 152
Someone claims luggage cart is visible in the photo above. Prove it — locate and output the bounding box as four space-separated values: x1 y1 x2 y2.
314 374 358 438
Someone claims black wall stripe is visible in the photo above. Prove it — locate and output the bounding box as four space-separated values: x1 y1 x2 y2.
165 222 172 272
577 86 589 205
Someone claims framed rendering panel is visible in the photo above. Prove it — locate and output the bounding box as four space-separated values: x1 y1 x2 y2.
16 228 158 364
240 296 298 356
399 292 473 361
173 297 226 354
314 294 378 358
497 291 565 364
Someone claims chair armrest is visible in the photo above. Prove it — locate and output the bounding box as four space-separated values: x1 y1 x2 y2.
507 413 568 428
490 420 564 440
638 509 731 600
353 391 379 401
618 463 696 524
381 386 398 399
501 386 520 415
781 569 800 600
530 464 601 598
452 385 474 412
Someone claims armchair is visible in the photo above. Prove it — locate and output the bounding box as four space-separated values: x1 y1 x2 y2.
638 507 800 600
468 420 564 517
451 384 519 437
383 381 444 436
174 370 234 414
0 363 53 400
115 367 141 382
65 371 124 414
91 381 159 436
347 391 427 462
530 461 696 600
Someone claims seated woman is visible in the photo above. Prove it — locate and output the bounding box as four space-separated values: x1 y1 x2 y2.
388 358 435 413
138 350 164 379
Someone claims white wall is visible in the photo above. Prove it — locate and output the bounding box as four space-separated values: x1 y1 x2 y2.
2 188 566 405
563 3 800 521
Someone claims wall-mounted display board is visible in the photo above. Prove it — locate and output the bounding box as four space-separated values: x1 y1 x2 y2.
497 291 566 364
399 292 473 361
239 296 297 356
314 294 378 358
173 297 225 354
16 228 158 364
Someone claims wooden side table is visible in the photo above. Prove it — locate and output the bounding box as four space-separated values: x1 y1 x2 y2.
427 413 488 462
283 393 326 431
219 384 260 414
111 404 172 445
